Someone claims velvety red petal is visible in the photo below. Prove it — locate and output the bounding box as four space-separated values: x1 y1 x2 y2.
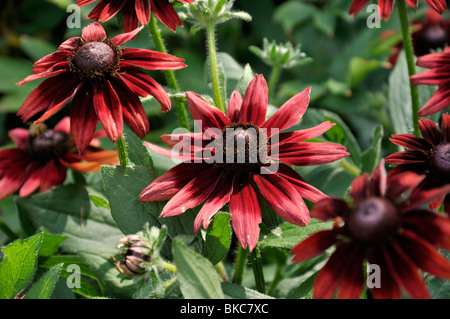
389 134 433 152
442 113 450 143
262 87 310 135
368 247 401 299
229 174 261 251
274 142 349 166
92 81 123 142
415 50 450 69
418 118 441 145
135 0 151 25
417 83 450 117
70 86 98 152
150 0 183 31
185 91 231 131
401 184 450 212
8 128 29 149
385 171 424 201
140 162 211 202
239 75 268 127
311 197 351 221
161 166 223 217
424 0 447 13
226 90 243 123
369 160 386 197
385 150 428 164
291 229 339 263
0 153 29 200
122 3 140 33
19 162 42 197
349 173 370 203
379 0 395 20
143 141 211 162
254 172 310 227
81 22 107 43
349 0 371 17
111 26 144 46
38 160 67 193
120 48 186 70
98 0 126 22
276 121 335 146
336 245 366 299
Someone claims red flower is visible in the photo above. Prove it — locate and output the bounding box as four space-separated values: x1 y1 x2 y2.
410 47 450 116
0 117 119 200
76 0 194 32
17 22 186 152
386 115 450 214
291 160 450 299
139 75 349 251
349 0 447 20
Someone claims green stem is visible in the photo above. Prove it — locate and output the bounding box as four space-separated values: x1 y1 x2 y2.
232 245 248 285
268 64 281 101
206 20 225 113
249 245 265 294
116 137 129 167
0 219 18 242
397 0 420 137
341 158 361 177
148 14 190 130
162 261 177 274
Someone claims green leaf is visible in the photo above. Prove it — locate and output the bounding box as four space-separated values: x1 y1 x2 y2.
273 1 316 31
122 124 156 171
203 213 231 265
101 165 196 240
347 57 386 88
38 228 67 257
0 232 43 299
235 63 254 97
173 239 224 299
89 195 111 211
361 124 384 174
259 219 333 250
222 282 274 299
24 263 63 299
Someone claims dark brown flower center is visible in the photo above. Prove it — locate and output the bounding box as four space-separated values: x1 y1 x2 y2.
347 197 399 243
26 125 71 163
430 143 450 175
215 123 268 171
423 26 447 47
68 41 121 81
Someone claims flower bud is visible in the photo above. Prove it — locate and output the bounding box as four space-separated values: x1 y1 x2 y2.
113 235 152 276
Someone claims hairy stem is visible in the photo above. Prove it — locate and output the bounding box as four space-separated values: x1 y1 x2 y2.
206 19 225 113
232 245 248 285
268 64 281 101
116 137 129 167
397 0 420 137
249 245 266 294
148 13 190 130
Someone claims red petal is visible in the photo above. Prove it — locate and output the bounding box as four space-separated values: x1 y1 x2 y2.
254 172 310 226
92 81 123 142
418 118 441 145
19 162 42 197
98 0 126 22
349 0 371 17
122 3 140 33
369 160 386 197
417 83 450 117
274 142 349 166
161 166 223 217
401 184 450 212
150 0 183 31
386 171 424 200
185 91 231 130
239 75 268 126
111 26 144 46
262 87 310 135
135 0 151 25
81 22 107 43
229 174 261 251
411 67 450 86
336 245 366 299
143 141 211 162
424 0 447 13
8 128 29 149
385 150 428 164
120 48 186 70
368 247 401 299
349 173 370 203
39 160 67 193
0 154 29 200
379 0 395 20
311 197 351 221
140 162 211 202
276 121 335 146
70 86 98 152
389 134 432 152
226 90 243 123
442 113 450 143
291 229 339 263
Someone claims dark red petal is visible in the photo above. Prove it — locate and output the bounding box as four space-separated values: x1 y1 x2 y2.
311 197 351 221
226 90 243 123
389 134 432 152
76 0 98 6
275 163 327 203
118 68 171 112
140 162 211 202
418 118 441 146
194 172 235 233
276 121 335 146
161 166 223 217
92 81 123 142
86 0 106 20
58 37 83 51
385 171 425 200
368 247 401 299
0 153 29 200
398 230 450 279
401 184 450 212
239 75 268 127
111 26 144 46
369 160 387 197
32 51 71 74
274 142 349 166
70 85 98 152
349 0 371 17
417 83 450 117
122 3 140 33
185 91 231 131
81 22 107 43
254 172 310 227
262 87 310 135
415 50 450 69
336 245 366 299
18 162 42 197
39 160 67 193
143 141 211 162
291 229 339 263
229 174 261 251
385 150 428 164
383 241 431 299
411 67 450 86
120 48 186 70
98 0 126 22
349 173 370 203
442 113 450 143
135 0 151 25
150 0 183 31
8 128 29 149
424 0 447 13
379 0 395 20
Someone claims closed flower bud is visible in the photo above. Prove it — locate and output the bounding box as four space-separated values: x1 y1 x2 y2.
113 235 153 276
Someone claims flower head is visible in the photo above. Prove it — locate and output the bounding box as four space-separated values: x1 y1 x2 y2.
410 47 450 116
17 22 186 151
349 0 447 21
140 74 349 251
0 117 119 200
291 160 450 299
114 235 153 276
386 115 450 214
76 0 194 32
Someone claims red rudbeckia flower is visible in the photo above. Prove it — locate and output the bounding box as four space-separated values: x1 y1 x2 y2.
76 0 194 32
349 0 447 21
291 160 450 299
0 117 119 200
386 114 450 214
410 47 450 116
140 75 349 251
17 22 186 152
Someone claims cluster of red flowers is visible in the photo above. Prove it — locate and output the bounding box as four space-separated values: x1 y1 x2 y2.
1 0 450 299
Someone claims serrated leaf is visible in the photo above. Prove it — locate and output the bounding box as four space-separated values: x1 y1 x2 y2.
203 213 231 265
38 228 67 257
222 282 274 299
0 232 43 299
173 239 224 299
24 263 63 299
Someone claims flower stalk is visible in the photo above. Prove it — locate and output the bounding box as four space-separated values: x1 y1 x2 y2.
116 137 129 167
249 244 265 294
206 19 225 113
148 13 190 130
397 0 421 137
232 245 248 285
